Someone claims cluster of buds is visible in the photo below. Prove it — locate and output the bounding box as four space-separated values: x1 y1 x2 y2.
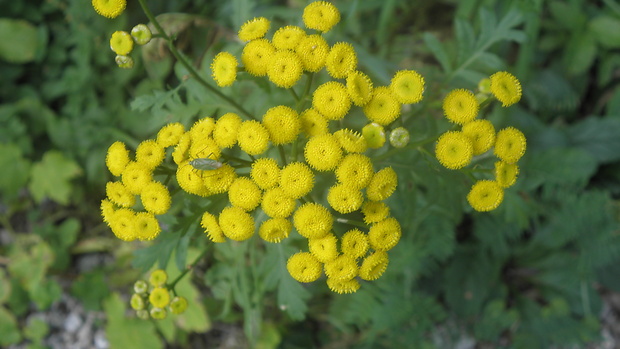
130 269 188 320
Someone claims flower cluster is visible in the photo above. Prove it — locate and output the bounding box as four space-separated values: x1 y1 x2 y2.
131 269 188 320
435 71 526 212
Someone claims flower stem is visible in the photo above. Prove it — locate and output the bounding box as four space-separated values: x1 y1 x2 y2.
168 248 208 290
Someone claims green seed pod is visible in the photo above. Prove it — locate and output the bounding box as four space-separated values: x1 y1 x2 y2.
150 307 167 320
130 293 146 310
136 309 150 320
115 55 134 69
133 280 148 294
389 127 410 148
362 123 385 149
169 296 189 314
149 269 168 287
131 24 152 45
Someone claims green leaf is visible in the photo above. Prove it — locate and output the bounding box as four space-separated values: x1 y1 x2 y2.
29 150 81 205
563 32 597 75
0 269 10 304
0 143 31 200
548 1 587 30
521 147 597 189
567 116 620 164
23 317 49 343
70 270 111 311
422 32 452 73
0 306 21 346
265 244 310 321
30 278 61 310
590 16 620 48
104 293 163 349
8 237 54 292
132 230 180 272
0 19 40 63
33 218 80 270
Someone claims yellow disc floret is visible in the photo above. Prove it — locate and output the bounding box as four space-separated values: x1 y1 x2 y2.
335 154 374 188
435 131 474 170
110 31 133 55
361 201 390 224
268 49 303 88
363 86 401 125
341 229 369 258
259 218 292 243
490 71 522 107
149 287 170 308
176 161 209 197
366 167 398 201
136 140 165 170
156 123 185 148
324 255 358 281
295 34 329 72
302 1 341 32
201 211 226 243
359 251 389 281
279 162 314 199
106 141 130 177
121 161 153 195
135 212 161 241
238 17 270 42
326 278 360 294
390 70 425 104
334 129 368 153
106 181 135 208
238 120 270 156
109 208 137 241
250 158 280 190
228 177 262 212
443 89 479 124
462 119 496 155
467 180 504 212
308 233 338 263
347 70 374 106
495 161 519 188
219 206 255 241
241 39 276 77
261 187 296 218
203 164 237 194
92 0 126 18
211 52 238 87
326 42 357 79
312 81 351 120
262 106 301 145
494 127 526 164
304 134 343 172
368 217 401 251
140 181 171 215
287 252 322 283
300 108 329 137
213 113 242 149
327 183 364 214
272 25 306 50
293 202 333 239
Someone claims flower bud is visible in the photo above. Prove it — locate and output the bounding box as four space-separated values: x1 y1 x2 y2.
362 123 385 149
478 78 491 94
133 280 148 294
150 307 167 320
149 269 168 287
130 293 146 310
389 127 410 148
169 296 188 314
136 309 150 320
115 55 134 69
131 24 152 45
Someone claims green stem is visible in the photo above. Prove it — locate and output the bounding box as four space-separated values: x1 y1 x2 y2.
220 153 254 165
278 145 288 167
168 248 208 290
296 73 314 111
288 88 300 103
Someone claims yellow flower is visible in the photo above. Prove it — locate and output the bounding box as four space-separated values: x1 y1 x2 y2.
443 89 479 124
149 287 170 308
261 187 296 218
368 217 401 251
327 183 364 214
362 123 386 149
346 70 374 106
238 120 270 156
293 202 333 239
272 25 306 50
312 81 351 120
189 137 221 165
140 181 171 215
172 133 191 165
238 17 270 42
462 119 496 155
435 131 473 170
241 39 275 77
366 167 398 201
300 108 329 137
363 86 401 125
203 164 237 194
467 180 504 212
302 1 341 32
100 199 115 225
326 278 360 294
109 208 137 241
189 117 216 141
211 52 238 87
324 255 358 281
92 0 126 19
135 212 161 241
157 123 185 148
287 252 322 283
361 201 390 224
262 106 301 145
326 42 357 79
122 161 153 195
213 113 242 149
494 127 526 164
490 71 522 107
495 161 519 188
359 251 388 281
106 181 135 208
149 269 168 287
390 70 425 104
259 218 292 243
201 211 226 243
335 154 373 188
250 158 280 190
295 34 329 72
279 162 314 199
176 161 210 197
106 141 130 177
219 206 255 241
341 229 369 258
304 134 343 171
334 129 368 153
308 233 338 263
136 140 165 170
228 177 262 211
268 49 303 88
110 31 133 56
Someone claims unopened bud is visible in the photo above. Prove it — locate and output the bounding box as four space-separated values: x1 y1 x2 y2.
478 78 491 94
149 269 168 287
169 296 188 314
133 280 148 294
362 123 386 149
150 307 167 320
130 293 146 310
115 55 134 69
389 127 410 148
131 24 152 45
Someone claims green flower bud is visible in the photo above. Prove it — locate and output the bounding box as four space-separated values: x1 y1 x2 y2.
130 293 145 310
389 127 410 148
169 296 188 314
149 269 168 287
478 78 491 94
115 55 134 69
131 24 152 45
133 280 148 294
136 309 150 320
150 307 167 320
362 123 386 149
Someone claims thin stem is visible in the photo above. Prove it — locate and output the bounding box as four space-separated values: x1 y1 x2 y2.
296 73 314 111
220 153 254 166
278 145 288 167
168 248 208 290
288 88 300 103
335 217 367 229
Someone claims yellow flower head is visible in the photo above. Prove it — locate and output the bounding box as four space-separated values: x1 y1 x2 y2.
261 187 296 218
490 71 522 107
324 255 358 281
190 117 216 141
326 42 357 79
272 25 306 50
341 229 369 258
362 123 386 149
494 127 526 164
100 199 115 225
327 183 364 214
106 141 130 177
295 34 329 72
467 180 504 212
366 167 398 201
149 287 170 308
359 251 389 281
189 137 221 165
462 119 495 155
176 161 210 197
201 211 226 243
334 129 368 153
326 278 360 294
213 113 242 149
361 201 390 224
121 161 153 195
135 212 161 241
242 39 276 76
211 52 238 87
140 181 171 215
157 123 185 148
308 233 338 263
300 108 329 137
293 202 333 239
203 164 237 194
109 208 137 241
172 133 191 165
304 134 343 171
302 1 341 32
92 0 126 18
136 140 165 170
312 81 351 120
443 89 479 124
149 269 168 287
219 206 255 241
259 218 292 243
495 161 519 188
238 17 270 42
390 70 425 104
335 154 374 189
279 162 314 199
250 158 280 190
228 177 262 211
368 217 401 251
346 70 374 106
110 31 133 56
238 120 270 156
287 252 322 283
268 49 303 88
262 106 301 145
106 181 135 208
435 131 474 170
363 86 401 125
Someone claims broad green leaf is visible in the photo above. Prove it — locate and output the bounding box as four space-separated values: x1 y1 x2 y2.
0 143 31 200
590 16 620 48
548 1 587 30
521 147 597 189
567 117 620 164
0 306 21 346
29 150 81 205
33 218 80 270
23 317 49 342
104 293 163 349
8 237 54 292
70 270 111 311
0 19 40 63
30 278 61 310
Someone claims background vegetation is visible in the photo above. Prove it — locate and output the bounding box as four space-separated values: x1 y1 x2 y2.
1 0 619 348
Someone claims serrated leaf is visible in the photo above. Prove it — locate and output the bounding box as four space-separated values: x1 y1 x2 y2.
422 33 452 73
30 278 61 310
590 16 620 48
0 306 21 346
521 147 597 189
8 237 54 292
567 116 620 164
564 32 597 75
29 150 81 204
0 143 31 200
268 244 310 321
104 293 163 349
70 270 110 311
132 230 180 272
0 19 40 63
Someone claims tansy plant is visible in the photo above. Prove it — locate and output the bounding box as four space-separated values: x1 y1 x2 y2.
97 0 525 306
